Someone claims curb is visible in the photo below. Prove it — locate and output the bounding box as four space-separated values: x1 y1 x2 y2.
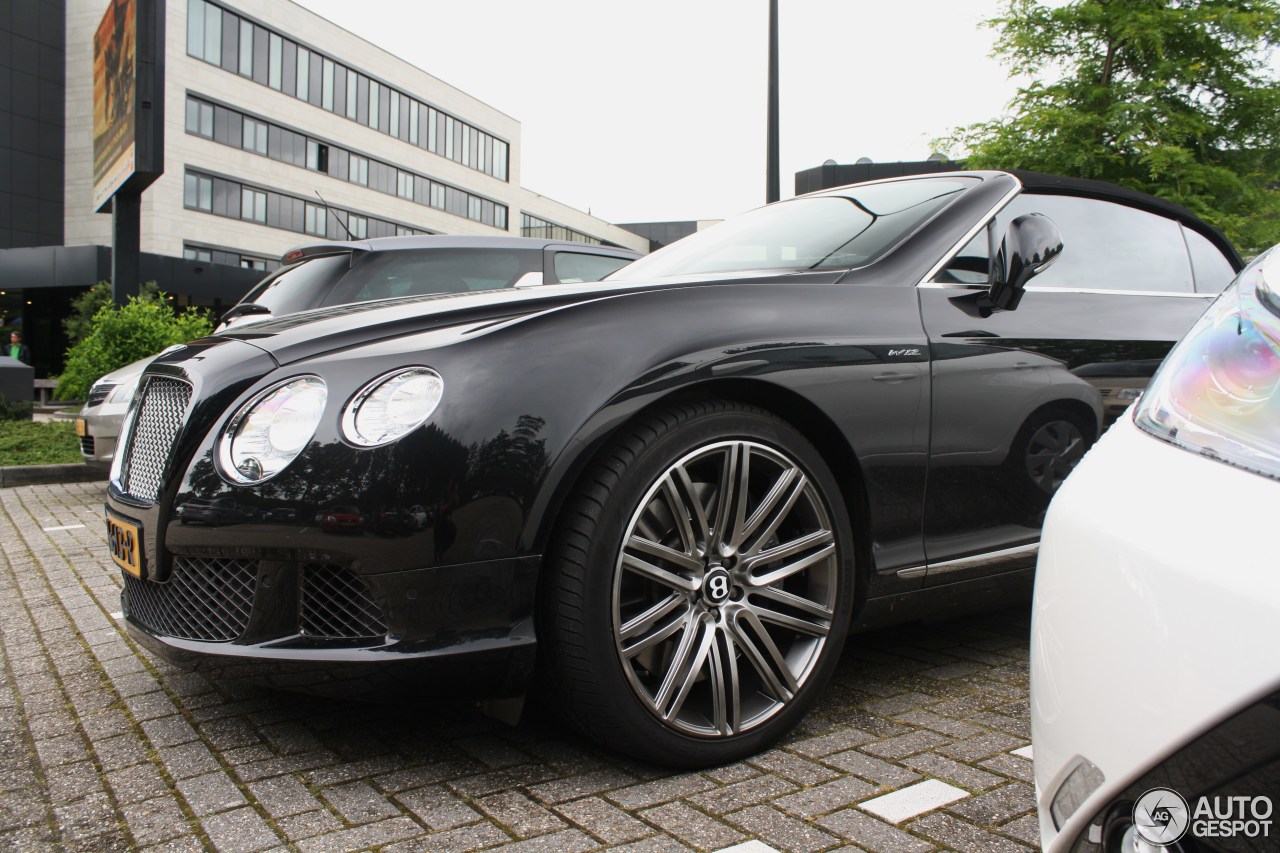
0 464 108 488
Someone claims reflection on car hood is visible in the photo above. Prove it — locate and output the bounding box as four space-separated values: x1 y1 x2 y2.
208 277 744 366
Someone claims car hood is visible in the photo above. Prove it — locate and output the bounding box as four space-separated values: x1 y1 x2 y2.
203 273 834 366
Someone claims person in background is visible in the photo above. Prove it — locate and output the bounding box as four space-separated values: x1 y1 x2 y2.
8 331 32 365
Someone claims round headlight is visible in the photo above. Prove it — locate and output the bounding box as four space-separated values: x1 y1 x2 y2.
218 376 327 484
341 368 443 447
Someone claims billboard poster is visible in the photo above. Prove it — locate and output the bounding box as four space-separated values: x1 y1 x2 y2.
93 0 138 211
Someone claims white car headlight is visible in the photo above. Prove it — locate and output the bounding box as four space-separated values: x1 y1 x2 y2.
340 368 443 447
1135 248 1280 479
218 376 328 484
107 376 140 406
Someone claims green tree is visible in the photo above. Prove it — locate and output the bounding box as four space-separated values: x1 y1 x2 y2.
939 0 1280 254
55 293 213 400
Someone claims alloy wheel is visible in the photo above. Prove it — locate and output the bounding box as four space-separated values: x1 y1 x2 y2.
612 439 839 737
1025 420 1086 494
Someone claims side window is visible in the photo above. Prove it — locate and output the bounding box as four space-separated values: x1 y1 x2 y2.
553 252 634 283
935 194 1197 293
1183 227 1237 293
935 226 991 285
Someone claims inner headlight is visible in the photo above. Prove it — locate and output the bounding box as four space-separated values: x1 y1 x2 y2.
1135 248 1280 479
107 376 140 406
340 368 443 447
218 376 327 484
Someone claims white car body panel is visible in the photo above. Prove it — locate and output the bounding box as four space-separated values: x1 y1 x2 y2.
1032 413 1280 850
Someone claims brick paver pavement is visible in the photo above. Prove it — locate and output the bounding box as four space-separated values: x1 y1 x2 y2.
0 481 1040 851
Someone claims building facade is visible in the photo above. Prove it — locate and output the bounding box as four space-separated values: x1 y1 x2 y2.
1 0 647 377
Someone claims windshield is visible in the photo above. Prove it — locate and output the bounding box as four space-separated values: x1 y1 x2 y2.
319 248 537 306
609 177 977 281
234 255 350 318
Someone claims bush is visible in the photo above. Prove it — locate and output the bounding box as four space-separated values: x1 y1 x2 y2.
63 280 161 347
0 395 33 421
0 420 80 465
55 293 213 401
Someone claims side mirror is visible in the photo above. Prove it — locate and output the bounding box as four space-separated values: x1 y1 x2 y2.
987 213 1063 311
219 302 272 324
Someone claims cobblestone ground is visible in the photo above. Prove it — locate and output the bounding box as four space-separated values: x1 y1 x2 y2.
0 481 1040 852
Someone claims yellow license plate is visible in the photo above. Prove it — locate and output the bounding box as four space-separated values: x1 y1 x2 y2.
105 511 143 578
75 418 87 437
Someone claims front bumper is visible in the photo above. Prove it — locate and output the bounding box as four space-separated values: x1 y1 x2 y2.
1031 415 1280 851
121 554 540 699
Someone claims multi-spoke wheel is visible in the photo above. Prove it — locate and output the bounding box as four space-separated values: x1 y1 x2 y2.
1011 407 1093 498
542 401 854 767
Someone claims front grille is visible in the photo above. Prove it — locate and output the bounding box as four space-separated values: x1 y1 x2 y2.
119 376 192 502
80 436 95 455
123 556 257 642
87 382 116 408
300 564 387 640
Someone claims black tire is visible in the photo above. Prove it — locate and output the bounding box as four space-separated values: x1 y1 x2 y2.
541 400 856 768
1011 406 1093 498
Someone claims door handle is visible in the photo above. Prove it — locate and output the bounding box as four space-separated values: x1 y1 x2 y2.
873 372 918 383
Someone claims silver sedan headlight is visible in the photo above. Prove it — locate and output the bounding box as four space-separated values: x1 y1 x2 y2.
340 368 443 447
218 376 328 484
1135 248 1279 479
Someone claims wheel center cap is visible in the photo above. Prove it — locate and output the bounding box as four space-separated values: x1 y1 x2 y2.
703 567 732 605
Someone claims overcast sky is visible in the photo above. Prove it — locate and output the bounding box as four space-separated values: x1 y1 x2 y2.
294 0 1026 223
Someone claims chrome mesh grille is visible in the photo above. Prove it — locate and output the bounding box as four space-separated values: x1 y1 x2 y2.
300 564 387 640
119 376 191 503
122 557 257 642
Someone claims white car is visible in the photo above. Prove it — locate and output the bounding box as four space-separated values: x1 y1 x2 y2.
1032 246 1280 852
75 359 150 470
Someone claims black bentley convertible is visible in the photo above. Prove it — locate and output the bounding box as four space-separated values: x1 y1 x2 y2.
105 170 1241 767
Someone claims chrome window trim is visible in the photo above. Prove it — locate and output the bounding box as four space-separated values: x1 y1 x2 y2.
917 282 1211 299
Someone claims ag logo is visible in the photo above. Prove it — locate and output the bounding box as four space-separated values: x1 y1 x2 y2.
1134 787 1190 845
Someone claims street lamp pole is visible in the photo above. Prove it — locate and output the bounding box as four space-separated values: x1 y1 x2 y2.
766 0 780 204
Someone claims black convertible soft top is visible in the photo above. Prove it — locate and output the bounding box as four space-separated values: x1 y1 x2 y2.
1010 169 1242 268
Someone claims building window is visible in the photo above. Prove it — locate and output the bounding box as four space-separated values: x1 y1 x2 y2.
322 58 334 111
306 140 329 172
241 257 267 271
304 202 325 236
348 153 369 185
184 246 212 262
186 0 511 181
345 71 357 120
241 188 266 223
185 98 214 137
238 20 253 77
296 46 310 102
521 213 601 245
187 0 222 63
396 171 414 200
348 214 368 239
268 32 282 89
242 116 267 154
184 173 213 211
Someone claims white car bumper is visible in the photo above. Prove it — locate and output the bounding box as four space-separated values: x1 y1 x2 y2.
1032 413 1280 851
